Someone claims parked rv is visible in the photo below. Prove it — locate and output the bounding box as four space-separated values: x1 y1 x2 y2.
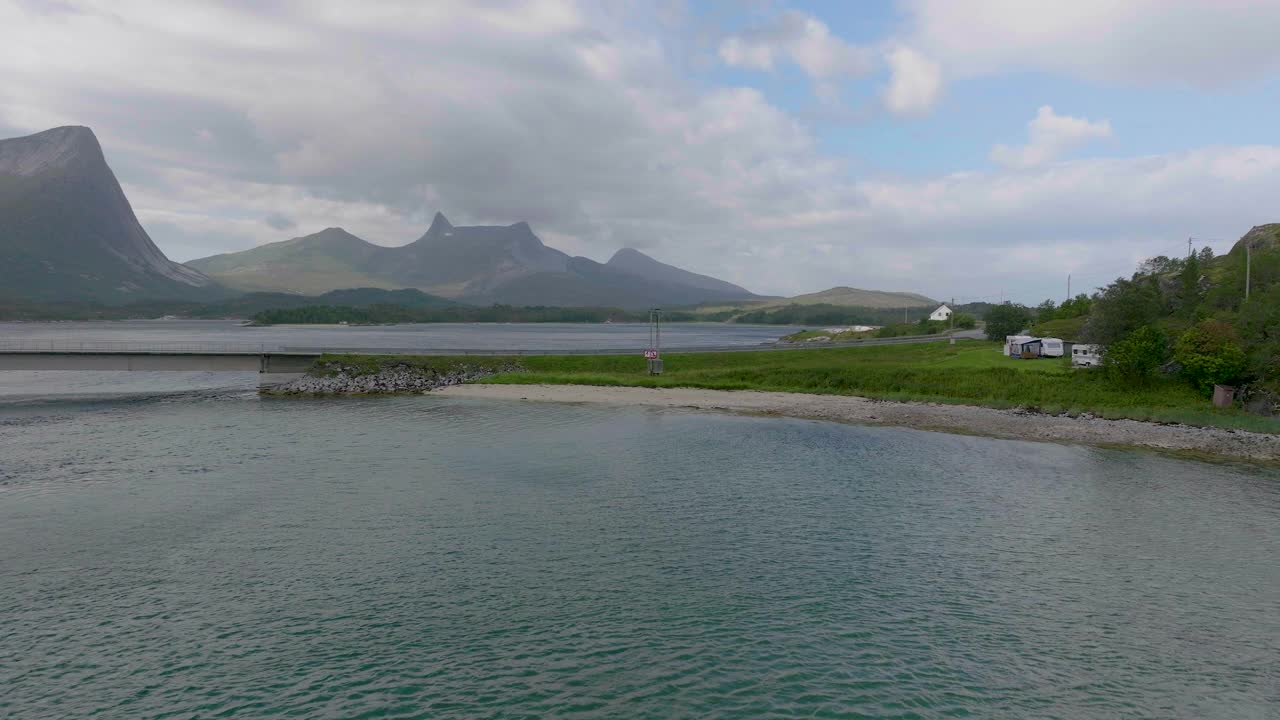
1071 343 1103 368
1004 336 1067 359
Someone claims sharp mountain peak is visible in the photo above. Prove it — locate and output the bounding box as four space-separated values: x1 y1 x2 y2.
0 125 106 178
426 211 453 234
0 124 219 302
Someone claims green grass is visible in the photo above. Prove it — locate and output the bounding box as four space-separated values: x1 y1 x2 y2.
313 353 521 377
471 340 1280 434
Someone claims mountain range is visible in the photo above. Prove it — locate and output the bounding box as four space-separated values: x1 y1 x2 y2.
188 213 760 308
1 125 937 312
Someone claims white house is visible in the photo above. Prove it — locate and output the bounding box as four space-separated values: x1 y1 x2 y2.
929 304 952 322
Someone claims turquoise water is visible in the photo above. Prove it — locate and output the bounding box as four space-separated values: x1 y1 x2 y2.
2 392 1278 718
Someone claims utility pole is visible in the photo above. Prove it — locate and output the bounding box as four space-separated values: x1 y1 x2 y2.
1187 237 1193 259
1245 243 1252 302
1067 274 1071 301
648 308 663 374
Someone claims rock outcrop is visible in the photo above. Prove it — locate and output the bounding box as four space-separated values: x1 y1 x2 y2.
263 360 522 395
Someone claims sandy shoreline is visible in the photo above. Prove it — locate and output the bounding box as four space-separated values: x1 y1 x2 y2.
437 383 1280 462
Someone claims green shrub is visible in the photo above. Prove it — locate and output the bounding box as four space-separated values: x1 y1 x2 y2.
1103 326 1168 385
1174 320 1249 395
984 304 1031 340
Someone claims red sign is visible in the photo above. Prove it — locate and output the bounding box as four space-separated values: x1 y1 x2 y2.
643 349 659 359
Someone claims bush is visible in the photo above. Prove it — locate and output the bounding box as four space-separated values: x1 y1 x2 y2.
1056 294 1093 319
1084 275 1165 345
1103 326 1168 385
1174 320 1249 396
952 313 976 329
984 304 1031 341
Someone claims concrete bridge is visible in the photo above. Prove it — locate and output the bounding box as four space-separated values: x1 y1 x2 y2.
0 342 325 386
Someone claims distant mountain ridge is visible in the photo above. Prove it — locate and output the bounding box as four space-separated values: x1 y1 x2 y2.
783 286 937 309
190 213 760 308
0 126 219 302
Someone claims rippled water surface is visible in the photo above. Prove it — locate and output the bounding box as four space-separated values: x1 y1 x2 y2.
0 319 792 351
2 392 1278 719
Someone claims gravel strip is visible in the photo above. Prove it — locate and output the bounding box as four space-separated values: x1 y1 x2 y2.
436 383 1280 462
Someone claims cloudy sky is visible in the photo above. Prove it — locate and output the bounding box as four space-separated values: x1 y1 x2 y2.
3 0 1280 303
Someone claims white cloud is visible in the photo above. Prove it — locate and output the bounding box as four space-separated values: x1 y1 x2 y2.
882 46 942 116
990 105 1112 169
718 35 775 71
718 10 873 100
811 145 1280 300
901 0 1280 88
2 1 1280 303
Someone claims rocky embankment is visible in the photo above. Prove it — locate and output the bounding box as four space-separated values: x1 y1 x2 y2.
263 360 522 395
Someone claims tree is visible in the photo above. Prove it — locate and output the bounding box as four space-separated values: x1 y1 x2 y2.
1138 255 1182 276
1083 275 1164 345
1237 284 1280 368
1176 251 1204 318
1035 299 1057 323
1103 326 1168 385
1056 293 1093 319
984 303 1031 341
952 313 977 329
1175 320 1249 396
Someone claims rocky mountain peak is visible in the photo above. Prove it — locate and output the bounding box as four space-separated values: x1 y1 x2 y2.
608 247 647 263
426 211 453 234
0 125 218 301
1234 224 1280 253
0 125 104 178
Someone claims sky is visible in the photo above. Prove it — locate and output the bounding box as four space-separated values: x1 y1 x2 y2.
3 0 1280 304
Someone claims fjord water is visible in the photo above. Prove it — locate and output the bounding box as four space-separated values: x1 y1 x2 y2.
0 319 793 352
2 392 1278 719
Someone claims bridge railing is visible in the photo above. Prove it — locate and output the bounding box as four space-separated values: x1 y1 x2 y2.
0 340 279 354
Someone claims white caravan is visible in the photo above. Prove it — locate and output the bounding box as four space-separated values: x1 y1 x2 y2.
1071 343 1102 367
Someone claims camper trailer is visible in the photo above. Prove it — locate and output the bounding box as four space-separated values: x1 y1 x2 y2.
1004 335 1034 356
1040 338 1065 358
1005 335 1068 359
1071 343 1102 368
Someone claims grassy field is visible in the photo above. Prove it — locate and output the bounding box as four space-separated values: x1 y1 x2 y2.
473 339 1280 433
